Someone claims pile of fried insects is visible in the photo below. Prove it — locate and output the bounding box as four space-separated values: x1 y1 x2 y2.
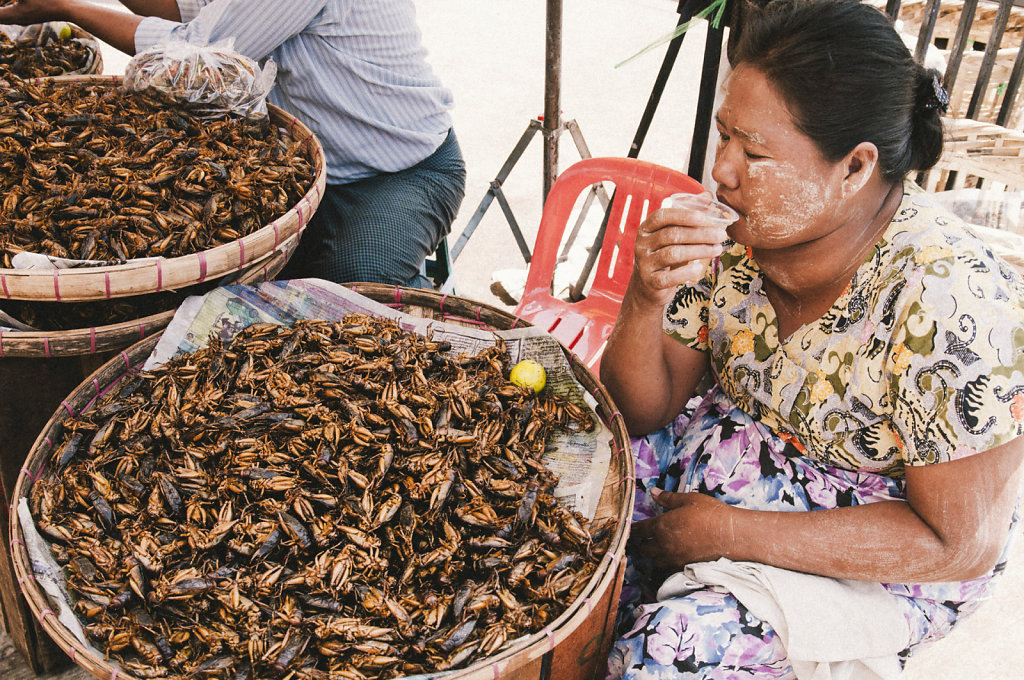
30 314 613 679
0 78 315 266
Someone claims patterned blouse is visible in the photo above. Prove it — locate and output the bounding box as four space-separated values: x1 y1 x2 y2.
665 181 1024 476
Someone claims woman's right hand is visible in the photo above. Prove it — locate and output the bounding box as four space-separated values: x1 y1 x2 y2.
630 193 730 309
601 193 725 435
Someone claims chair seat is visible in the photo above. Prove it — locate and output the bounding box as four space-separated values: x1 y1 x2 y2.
517 294 621 370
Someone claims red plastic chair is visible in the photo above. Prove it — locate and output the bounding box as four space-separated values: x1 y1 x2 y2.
515 157 705 370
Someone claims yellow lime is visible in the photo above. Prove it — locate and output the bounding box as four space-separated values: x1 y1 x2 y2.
57 23 73 40
510 359 546 394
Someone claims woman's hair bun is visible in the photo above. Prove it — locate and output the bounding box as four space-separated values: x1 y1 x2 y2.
916 69 950 117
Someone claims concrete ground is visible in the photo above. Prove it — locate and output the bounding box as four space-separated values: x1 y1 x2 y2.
1 1 1021 678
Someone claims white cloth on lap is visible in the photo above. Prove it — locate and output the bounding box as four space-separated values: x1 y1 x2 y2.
658 558 912 680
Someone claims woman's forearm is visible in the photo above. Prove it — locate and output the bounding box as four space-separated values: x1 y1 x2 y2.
33 0 144 54
726 500 1001 582
641 439 1024 583
600 205 726 435
601 287 707 436
0 0 138 51
69 4 142 54
118 0 182 21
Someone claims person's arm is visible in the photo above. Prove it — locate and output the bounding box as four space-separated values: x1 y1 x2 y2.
117 0 181 21
0 0 142 54
634 436 1024 582
133 0 328 61
601 195 728 436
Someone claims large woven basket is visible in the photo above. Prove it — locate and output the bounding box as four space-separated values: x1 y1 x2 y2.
0 75 326 302
0 232 297 358
10 283 635 680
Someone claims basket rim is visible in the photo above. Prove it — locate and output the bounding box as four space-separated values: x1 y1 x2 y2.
0 75 326 302
9 284 635 680
0 233 297 357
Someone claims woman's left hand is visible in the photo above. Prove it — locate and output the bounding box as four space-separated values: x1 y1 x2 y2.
630 489 734 568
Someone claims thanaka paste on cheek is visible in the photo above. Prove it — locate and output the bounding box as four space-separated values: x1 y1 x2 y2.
744 159 834 242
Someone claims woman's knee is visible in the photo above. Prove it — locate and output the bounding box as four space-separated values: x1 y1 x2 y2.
607 592 793 680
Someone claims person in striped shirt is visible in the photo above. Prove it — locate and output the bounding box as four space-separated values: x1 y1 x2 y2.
0 0 467 288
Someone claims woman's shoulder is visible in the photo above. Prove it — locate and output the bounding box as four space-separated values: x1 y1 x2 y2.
882 182 1024 293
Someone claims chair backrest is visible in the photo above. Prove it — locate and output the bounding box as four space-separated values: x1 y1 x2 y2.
522 157 705 307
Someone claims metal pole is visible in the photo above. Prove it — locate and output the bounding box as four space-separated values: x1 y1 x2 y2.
628 0 699 159
687 18 725 180
543 0 562 201
966 0 1013 120
912 0 941 63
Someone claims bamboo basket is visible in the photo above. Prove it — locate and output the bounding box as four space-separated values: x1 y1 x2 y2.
9 283 635 680
0 75 327 302
0 232 297 358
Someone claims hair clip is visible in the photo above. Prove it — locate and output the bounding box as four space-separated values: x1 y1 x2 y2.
924 73 950 113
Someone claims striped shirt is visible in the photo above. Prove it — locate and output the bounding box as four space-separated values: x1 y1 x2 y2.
135 0 455 184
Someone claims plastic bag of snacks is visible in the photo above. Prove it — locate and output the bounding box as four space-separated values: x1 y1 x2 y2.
122 39 276 120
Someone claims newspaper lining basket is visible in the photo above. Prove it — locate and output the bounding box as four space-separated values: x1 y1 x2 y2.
9 283 635 680
0 75 327 302
0 232 298 358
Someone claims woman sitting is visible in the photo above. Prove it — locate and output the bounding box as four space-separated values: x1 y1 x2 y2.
600 0 1024 678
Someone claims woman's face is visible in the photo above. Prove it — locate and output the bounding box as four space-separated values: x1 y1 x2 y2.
712 65 847 249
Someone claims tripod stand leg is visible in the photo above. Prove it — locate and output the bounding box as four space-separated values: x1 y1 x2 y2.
566 119 611 212
557 119 611 265
450 119 543 261
628 0 702 159
494 187 534 263
568 196 612 301
569 0 726 301
558 186 601 264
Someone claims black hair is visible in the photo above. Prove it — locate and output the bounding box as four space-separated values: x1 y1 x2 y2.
730 0 944 182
